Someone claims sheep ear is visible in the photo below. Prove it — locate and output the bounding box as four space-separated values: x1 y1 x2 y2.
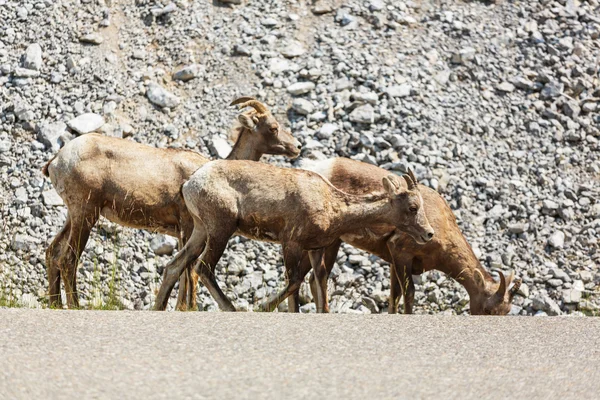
473 269 486 288
238 114 256 130
382 174 402 196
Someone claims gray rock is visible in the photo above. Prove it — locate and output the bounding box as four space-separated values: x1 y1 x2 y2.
512 76 535 90
146 82 180 108
562 289 581 304
42 189 64 206
349 104 375 124
532 294 562 316
318 123 338 139
37 122 67 151
150 235 178 256
79 33 104 45
67 113 105 134
280 41 306 58
23 43 42 70
548 231 565 249
14 187 28 204
451 47 476 64
427 289 443 304
0 140 11 153
300 303 316 313
173 64 202 82
11 234 32 251
540 82 563 99
261 18 279 27
562 101 580 118
353 92 378 104
550 268 571 282
287 82 315 95
508 223 528 234
151 2 177 16
209 137 232 159
291 98 314 115
497 82 515 93
312 1 333 14
225 254 247 276
269 58 296 74
386 84 411 98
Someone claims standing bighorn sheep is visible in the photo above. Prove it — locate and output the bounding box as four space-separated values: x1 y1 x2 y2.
261 158 520 315
42 97 301 309
153 160 434 312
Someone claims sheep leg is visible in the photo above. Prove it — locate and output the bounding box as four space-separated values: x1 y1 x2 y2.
259 243 305 312
154 228 207 311
45 216 71 308
307 239 341 313
388 238 415 314
388 263 401 314
62 211 98 308
176 227 200 311
194 229 237 312
176 233 192 311
286 253 312 313
308 249 327 313
187 269 200 311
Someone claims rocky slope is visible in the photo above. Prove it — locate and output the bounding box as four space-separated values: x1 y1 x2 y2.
1 0 599 315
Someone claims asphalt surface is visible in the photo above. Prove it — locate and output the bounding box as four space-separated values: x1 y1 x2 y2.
0 309 598 399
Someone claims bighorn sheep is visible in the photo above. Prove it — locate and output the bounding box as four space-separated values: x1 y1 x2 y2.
262 158 521 315
153 160 434 312
42 97 301 309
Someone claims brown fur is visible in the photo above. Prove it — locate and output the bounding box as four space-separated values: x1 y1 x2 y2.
263 158 520 315
152 160 435 312
43 99 301 309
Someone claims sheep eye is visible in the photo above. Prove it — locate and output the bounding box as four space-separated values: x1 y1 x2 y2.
409 206 418 213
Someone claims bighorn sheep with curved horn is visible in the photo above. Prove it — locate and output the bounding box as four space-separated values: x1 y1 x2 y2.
153 160 434 312
262 158 521 315
43 97 301 309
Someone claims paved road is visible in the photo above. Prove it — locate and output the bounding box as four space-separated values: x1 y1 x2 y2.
0 309 598 399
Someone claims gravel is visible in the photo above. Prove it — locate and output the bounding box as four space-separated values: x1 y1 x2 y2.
0 0 598 315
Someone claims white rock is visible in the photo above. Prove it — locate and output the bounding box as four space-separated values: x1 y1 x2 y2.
42 189 64 206
353 92 378 104
548 231 565 248
37 122 67 152
287 81 315 95
269 58 296 74
386 83 411 98
291 98 314 115
280 40 306 58
173 64 203 81
209 137 232 159
150 235 178 256
79 33 104 45
318 123 338 138
349 104 375 124
22 43 42 70
451 47 476 64
146 82 180 108
67 113 105 134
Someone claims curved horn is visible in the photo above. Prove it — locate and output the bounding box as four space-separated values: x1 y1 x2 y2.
232 99 269 115
402 174 416 190
230 96 256 106
509 278 522 297
496 270 507 296
407 167 418 186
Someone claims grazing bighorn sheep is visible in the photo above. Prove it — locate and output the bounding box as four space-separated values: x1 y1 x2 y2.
153 160 434 312
262 158 521 315
42 97 301 309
